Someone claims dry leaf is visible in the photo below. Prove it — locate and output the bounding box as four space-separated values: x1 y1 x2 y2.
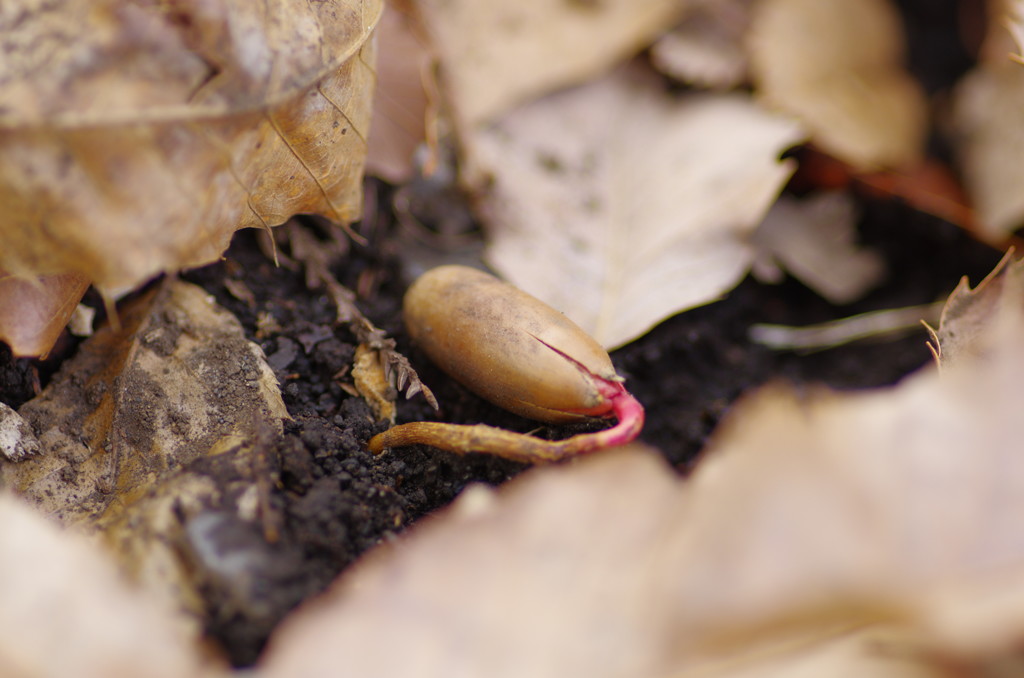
0 271 90 357
927 250 1024 368
465 67 805 349
352 343 396 423
366 1 436 183
952 4 1024 241
748 0 927 170
0 0 380 307
0 278 288 526
0 492 211 677
650 0 753 90
260 289 1024 676
751 191 885 304
413 0 687 126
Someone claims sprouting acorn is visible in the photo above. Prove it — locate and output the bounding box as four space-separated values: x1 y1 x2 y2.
367 266 644 463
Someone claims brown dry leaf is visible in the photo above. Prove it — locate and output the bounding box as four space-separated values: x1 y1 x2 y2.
0 271 90 357
259 286 1024 676
0 0 380 307
650 0 753 90
751 191 885 304
927 250 1024 368
366 0 437 183
352 343 397 423
0 492 213 677
748 0 927 170
0 277 288 526
413 0 688 127
465 67 805 349
952 2 1024 241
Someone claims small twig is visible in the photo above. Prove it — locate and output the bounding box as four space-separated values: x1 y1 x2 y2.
749 302 944 351
250 416 282 544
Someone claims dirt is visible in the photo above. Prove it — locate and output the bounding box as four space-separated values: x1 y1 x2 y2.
0 0 1005 666
182 181 997 665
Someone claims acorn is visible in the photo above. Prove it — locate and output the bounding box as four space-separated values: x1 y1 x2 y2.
403 265 621 422
368 266 644 463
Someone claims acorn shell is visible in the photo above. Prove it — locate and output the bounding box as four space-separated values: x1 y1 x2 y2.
403 265 619 423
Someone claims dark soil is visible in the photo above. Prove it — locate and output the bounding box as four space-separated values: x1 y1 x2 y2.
0 0 1004 666
190 181 998 665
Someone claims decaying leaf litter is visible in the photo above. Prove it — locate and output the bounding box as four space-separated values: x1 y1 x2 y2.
1 0 1023 675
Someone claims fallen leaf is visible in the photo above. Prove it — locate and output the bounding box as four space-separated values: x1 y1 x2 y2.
0 492 211 677
650 0 753 90
260 285 1024 677
0 0 380 310
927 250 1024 368
0 271 90 357
952 28 1024 240
751 191 885 304
465 67 805 348
366 1 437 183
413 0 687 126
0 278 288 526
748 0 927 170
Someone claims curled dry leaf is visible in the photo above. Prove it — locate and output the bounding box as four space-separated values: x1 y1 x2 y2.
0 270 90 357
751 191 885 304
0 493 210 678
748 0 927 170
465 67 805 349
262 291 1024 677
413 0 687 126
0 0 381 323
927 250 1024 368
352 343 397 423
